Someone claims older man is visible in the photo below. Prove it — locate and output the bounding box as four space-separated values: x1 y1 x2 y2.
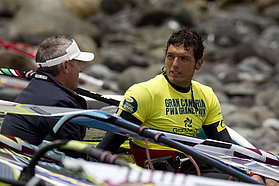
1 36 94 154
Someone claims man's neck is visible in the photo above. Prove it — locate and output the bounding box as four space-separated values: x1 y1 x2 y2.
163 74 191 93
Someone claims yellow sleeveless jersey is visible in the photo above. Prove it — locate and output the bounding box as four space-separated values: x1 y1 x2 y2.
118 74 224 150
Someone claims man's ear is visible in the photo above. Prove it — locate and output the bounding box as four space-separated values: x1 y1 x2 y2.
61 61 69 73
195 58 203 70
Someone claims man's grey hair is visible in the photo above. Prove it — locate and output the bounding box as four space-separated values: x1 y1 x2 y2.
35 35 73 76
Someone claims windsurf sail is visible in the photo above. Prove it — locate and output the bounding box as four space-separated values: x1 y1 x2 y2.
0 101 274 183
10 106 257 184
1 134 257 186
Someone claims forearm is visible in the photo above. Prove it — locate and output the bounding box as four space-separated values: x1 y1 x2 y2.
97 109 142 153
97 132 128 153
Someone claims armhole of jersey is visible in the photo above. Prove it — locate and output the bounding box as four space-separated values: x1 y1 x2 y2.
203 122 233 143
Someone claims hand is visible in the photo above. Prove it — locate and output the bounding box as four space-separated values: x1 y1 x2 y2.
251 174 265 184
251 175 279 186
265 179 279 186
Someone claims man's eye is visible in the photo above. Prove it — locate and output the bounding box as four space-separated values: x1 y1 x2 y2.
180 57 190 62
167 54 174 59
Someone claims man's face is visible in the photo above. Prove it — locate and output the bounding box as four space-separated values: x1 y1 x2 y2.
68 60 82 90
165 44 203 88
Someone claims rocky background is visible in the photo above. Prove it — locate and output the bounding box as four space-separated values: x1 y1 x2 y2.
0 0 279 154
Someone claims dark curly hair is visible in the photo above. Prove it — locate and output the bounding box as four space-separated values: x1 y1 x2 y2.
165 27 205 62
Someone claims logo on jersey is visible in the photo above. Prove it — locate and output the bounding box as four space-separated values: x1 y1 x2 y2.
184 117 192 127
217 120 226 132
122 96 138 114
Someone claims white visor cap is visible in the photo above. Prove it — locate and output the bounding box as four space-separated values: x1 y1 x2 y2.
37 39 95 68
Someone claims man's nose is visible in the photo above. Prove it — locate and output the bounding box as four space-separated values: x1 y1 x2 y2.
172 57 180 66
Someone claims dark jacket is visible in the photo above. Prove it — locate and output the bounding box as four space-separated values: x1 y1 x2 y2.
1 72 87 146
